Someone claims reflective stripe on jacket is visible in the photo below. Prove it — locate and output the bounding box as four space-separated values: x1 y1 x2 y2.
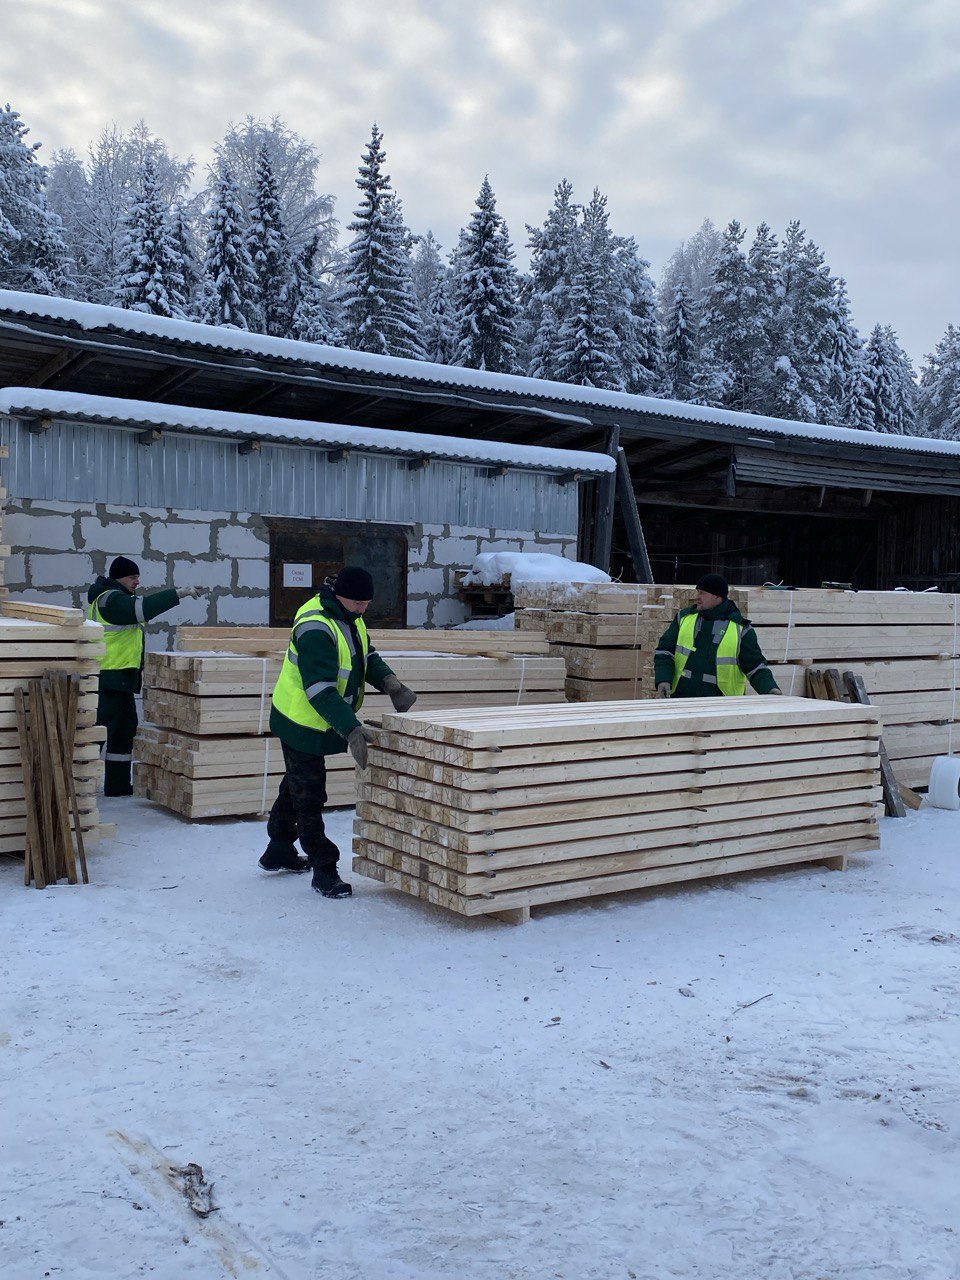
671 611 747 696
271 598 370 733
88 590 145 671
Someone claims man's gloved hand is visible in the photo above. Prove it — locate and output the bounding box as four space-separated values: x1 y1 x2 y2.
347 725 376 769
656 682 673 699
178 586 206 599
382 674 417 713
765 688 783 695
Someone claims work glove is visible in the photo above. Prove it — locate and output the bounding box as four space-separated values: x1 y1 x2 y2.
382 674 417 713
765 688 783 696
347 725 376 770
178 586 207 599
656 682 672 699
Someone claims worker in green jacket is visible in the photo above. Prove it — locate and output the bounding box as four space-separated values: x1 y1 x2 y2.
654 573 781 698
263 565 418 898
87 556 205 796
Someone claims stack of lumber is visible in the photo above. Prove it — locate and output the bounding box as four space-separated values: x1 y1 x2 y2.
134 628 565 820
352 697 882 923
513 581 684 701
0 599 113 871
0 443 8 597
174 625 550 656
731 588 960 790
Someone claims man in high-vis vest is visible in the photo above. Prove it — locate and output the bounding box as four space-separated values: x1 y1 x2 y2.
654 573 781 699
263 565 417 898
87 556 205 796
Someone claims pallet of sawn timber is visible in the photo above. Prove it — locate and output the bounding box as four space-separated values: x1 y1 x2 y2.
351 697 882 922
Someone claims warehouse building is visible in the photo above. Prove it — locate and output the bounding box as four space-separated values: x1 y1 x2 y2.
3 289 960 598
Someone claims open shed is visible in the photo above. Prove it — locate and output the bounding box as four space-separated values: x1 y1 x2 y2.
2 289 960 590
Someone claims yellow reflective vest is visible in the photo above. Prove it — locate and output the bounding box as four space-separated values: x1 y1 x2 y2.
271 597 370 734
671 612 746 696
88 590 145 671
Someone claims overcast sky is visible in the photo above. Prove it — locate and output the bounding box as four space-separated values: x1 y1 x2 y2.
5 0 959 365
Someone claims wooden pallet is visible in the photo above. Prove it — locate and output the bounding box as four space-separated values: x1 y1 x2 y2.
352 697 882 922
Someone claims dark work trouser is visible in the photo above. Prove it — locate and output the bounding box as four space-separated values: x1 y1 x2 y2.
267 741 341 870
97 689 138 796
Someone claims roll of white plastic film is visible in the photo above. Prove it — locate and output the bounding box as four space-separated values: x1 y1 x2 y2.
927 756 960 810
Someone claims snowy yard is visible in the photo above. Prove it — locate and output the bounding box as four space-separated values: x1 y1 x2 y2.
2 797 959 1280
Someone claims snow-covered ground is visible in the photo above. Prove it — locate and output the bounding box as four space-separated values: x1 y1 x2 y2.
2 798 959 1280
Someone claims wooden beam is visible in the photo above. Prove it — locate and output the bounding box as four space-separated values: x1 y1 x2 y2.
228 381 284 412
134 366 199 400
23 349 96 388
616 446 653 582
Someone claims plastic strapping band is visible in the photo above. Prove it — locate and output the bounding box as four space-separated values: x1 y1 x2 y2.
782 593 795 664
260 737 270 815
631 588 643 697
257 657 268 736
516 656 527 707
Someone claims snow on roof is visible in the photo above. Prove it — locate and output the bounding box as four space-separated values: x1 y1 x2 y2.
0 387 615 474
2 289 959 463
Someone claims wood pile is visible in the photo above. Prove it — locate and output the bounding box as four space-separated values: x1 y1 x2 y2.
352 697 882 923
455 569 514 619
174 625 550 656
513 582 683 701
0 601 113 877
517 581 960 791
134 629 566 820
0 444 8 598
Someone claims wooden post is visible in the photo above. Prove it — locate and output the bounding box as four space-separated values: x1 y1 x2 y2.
590 425 619 574
615 447 653 584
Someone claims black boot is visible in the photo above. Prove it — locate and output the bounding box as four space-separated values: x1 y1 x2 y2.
311 863 352 897
259 840 309 873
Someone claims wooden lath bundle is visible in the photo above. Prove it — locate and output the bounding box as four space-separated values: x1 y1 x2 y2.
353 697 882 923
14 672 93 888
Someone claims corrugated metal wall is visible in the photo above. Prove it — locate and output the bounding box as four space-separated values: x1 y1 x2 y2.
0 417 579 534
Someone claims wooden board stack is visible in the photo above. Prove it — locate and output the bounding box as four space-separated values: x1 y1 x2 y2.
512 581 683 701
134 628 565 820
352 697 882 923
0 599 113 868
0 443 9 598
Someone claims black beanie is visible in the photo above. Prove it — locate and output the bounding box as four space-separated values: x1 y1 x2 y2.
332 566 374 600
696 572 729 599
109 556 140 580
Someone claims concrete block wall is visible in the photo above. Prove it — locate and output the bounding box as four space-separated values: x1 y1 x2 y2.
4 498 577 641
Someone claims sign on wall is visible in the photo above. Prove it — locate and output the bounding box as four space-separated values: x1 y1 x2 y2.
282 563 312 588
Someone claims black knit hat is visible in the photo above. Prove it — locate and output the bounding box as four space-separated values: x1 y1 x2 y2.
696 572 729 599
332 566 374 600
109 555 140 580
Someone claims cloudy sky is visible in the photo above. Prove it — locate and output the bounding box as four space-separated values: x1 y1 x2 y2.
5 0 958 364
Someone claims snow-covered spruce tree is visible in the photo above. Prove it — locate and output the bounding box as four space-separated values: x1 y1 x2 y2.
699 220 755 410
114 154 186 317
290 234 341 345
826 278 872 428
525 179 581 380
775 222 839 421
611 235 661 394
246 143 295 337
0 103 69 294
918 324 960 438
197 166 260 330
744 221 781 414
169 202 200 316
661 283 697 401
452 176 520 373
337 125 423 358
553 189 621 389
864 324 917 434
411 231 454 362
